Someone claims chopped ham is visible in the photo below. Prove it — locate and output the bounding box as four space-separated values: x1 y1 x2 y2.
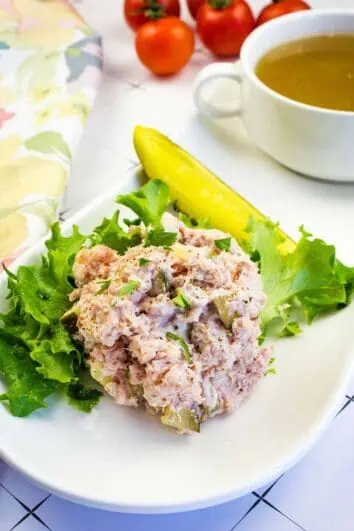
71 214 271 433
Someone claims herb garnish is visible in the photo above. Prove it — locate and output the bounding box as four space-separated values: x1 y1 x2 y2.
166 332 192 363
173 289 192 310
215 237 231 252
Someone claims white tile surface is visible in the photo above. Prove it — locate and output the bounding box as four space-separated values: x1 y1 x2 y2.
235 502 302 531
267 405 354 531
0 459 7 480
65 131 131 214
0 488 27 530
14 516 49 531
0 467 48 510
345 371 354 397
2 0 354 531
254 478 282 498
36 494 255 531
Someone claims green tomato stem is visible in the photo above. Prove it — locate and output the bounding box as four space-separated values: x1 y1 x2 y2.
208 0 233 10
143 0 166 20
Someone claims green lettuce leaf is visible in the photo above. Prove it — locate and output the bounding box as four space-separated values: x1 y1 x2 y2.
66 382 102 413
2 178 354 420
45 223 87 292
30 343 76 384
90 210 141 254
7 223 86 326
45 222 86 254
0 332 59 417
8 223 86 327
248 219 353 336
117 179 170 228
124 217 141 227
0 210 144 417
28 326 80 384
0 224 91 416
178 212 211 229
15 265 69 324
144 228 177 248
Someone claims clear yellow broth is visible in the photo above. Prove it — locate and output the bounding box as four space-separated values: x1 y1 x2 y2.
256 34 354 112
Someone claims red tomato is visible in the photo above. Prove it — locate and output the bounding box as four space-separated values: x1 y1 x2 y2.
187 0 204 20
256 0 310 26
124 0 180 31
135 17 195 75
197 0 255 58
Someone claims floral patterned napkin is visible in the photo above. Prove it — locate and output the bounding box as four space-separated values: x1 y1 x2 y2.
0 0 102 268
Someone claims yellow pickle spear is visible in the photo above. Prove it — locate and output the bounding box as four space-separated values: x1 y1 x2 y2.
133 126 295 254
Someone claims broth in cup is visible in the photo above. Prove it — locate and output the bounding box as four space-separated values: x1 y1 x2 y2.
256 34 354 112
194 10 354 180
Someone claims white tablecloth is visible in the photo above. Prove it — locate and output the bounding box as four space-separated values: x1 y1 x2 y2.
2 0 354 529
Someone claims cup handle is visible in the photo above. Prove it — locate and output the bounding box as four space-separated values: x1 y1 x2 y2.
194 62 242 119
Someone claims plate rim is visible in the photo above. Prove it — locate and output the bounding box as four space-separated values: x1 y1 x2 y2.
1 166 354 514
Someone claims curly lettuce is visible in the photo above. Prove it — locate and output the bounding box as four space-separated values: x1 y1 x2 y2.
117 179 170 229
248 219 354 337
1 179 354 419
0 332 60 417
0 224 96 416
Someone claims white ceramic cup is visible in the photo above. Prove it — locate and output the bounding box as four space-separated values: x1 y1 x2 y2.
194 9 354 182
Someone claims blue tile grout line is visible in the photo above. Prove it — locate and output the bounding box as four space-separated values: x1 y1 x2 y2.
2 392 354 530
228 394 354 531
337 395 354 416
230 475 307 531
1 482 52 531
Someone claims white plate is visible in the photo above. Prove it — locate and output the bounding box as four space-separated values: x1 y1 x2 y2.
1 167 354 514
